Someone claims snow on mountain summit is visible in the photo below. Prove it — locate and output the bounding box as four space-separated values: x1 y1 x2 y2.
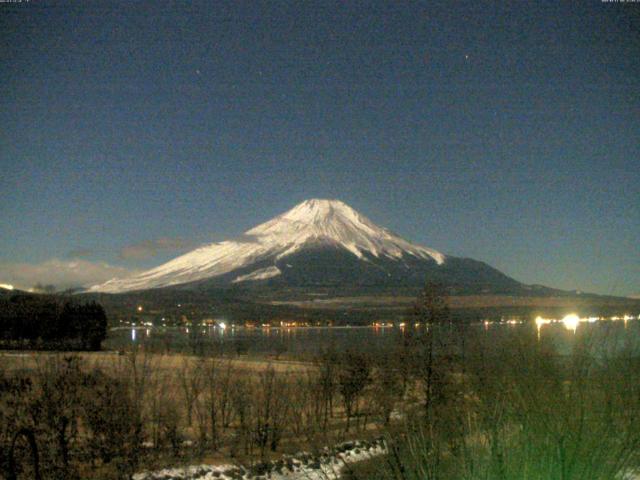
88 199 445 293
247 199 444 263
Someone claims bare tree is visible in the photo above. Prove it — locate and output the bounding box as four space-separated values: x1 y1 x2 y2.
337 350 371 432
410 281 452 420
179 357 203 427
33 355 83 478
315 345 339 431
289 372 322 446
252 365 291 460
120 345 153 471
80 368 138 477
201 358 220 450
372 354 405 426
229 376 253 458
218 360 235 431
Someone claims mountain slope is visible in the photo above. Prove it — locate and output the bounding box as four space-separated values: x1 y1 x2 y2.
88 199 522 294
89 199 448 293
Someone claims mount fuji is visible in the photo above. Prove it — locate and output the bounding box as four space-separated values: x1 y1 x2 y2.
88 199 525 295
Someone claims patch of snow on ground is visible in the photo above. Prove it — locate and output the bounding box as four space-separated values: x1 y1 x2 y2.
133 439 386 480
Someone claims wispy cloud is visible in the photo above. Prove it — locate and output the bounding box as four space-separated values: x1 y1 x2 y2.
66 248 94 258
0 259 140 291
118 237 196 260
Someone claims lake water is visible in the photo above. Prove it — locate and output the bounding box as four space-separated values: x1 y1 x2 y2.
105 315 640 359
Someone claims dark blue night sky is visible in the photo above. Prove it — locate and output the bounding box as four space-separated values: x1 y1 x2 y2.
1 1 638 295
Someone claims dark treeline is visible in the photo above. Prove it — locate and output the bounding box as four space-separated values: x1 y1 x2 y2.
0 295 107 350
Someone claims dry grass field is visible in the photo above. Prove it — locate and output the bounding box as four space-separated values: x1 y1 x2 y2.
0 350 313 375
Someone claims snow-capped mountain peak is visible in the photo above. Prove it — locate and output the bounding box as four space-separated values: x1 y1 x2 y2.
88 199 445 293
249 199 379 238
247 199 443 262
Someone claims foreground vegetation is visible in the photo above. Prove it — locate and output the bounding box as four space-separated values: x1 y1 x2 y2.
1 346 393 479
2 285 640 479
348 334 640 480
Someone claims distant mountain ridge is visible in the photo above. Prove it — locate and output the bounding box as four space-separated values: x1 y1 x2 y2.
89 199 534 295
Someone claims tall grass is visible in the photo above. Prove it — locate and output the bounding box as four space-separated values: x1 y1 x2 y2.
351 328 640 480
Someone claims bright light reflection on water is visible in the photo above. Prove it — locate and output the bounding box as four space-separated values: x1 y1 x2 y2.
562 314 580 332
109 314 640 357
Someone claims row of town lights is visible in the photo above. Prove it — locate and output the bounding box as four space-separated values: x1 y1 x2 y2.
536 313 638 333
